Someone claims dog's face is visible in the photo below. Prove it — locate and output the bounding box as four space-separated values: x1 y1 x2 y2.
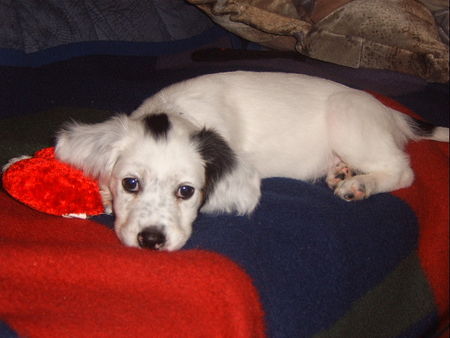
110 129 207 251
56 112 246 251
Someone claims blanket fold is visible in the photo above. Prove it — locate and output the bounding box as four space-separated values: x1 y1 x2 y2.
0 193 266 337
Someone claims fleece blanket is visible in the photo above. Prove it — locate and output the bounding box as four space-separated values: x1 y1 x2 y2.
0 55 448 337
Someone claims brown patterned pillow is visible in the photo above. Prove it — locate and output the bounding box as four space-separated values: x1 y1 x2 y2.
188 0 448 82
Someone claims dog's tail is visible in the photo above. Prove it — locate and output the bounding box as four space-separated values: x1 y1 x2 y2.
409 117 449 142
394 111 449 143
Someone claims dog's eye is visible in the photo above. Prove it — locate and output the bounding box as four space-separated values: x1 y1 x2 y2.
122 177 140 193
176 185 195 200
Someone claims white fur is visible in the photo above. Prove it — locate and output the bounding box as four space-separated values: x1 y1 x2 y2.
55 71 449 251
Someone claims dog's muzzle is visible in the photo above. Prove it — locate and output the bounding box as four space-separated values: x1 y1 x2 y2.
137 226 166 250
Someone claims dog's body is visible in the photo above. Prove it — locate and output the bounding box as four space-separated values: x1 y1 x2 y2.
55 71 449 251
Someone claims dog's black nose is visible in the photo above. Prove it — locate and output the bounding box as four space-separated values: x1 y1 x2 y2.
137 227 166 250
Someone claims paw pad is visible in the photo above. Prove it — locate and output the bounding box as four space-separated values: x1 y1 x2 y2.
335 180 367 202
326 163 356 189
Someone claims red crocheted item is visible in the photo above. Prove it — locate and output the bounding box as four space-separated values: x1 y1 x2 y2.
2 147 104 217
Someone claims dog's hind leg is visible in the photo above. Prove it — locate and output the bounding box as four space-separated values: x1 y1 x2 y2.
326 91 415 201
326 159 359 190
333 166 414 201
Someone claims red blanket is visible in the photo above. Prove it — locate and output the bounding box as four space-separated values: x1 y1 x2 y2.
379 94 449 322
0 192 266 337
0 94 448 337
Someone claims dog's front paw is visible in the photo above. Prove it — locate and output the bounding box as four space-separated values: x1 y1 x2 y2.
100 188 113 215
103 204 113 215
334 178 367 201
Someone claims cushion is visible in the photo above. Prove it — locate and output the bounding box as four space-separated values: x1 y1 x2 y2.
188 0 449 82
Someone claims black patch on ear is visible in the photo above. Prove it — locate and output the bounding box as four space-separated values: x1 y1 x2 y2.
192 128 236 201
143 113 171 140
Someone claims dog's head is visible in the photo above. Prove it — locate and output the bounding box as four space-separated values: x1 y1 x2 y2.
56 112 260 251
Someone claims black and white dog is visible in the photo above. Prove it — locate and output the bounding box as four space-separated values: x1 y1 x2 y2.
55 71 449 251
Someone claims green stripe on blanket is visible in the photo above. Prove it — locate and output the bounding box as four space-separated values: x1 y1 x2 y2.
0 107 112 167
316 252 435 337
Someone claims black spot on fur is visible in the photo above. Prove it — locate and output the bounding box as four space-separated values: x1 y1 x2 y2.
192 128 236 202
335 173 346 181
144 113 171 140
411 117 435 137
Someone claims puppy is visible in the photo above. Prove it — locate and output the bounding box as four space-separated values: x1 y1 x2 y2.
55 71 449 251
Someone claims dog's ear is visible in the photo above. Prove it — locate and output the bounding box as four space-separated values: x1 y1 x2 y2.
192 128 261 215
55 114 130 180
191 128 236 197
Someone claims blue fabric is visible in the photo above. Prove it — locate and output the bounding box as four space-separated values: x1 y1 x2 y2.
0 0 214 53
0 26 227 67
186 179 418 337
0 321 17 338
94 178 418 337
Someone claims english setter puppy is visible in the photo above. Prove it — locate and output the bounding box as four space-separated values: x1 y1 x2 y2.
55 71 449 251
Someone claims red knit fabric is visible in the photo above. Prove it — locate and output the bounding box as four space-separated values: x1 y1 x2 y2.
0 192 266 337
371 93 449 319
